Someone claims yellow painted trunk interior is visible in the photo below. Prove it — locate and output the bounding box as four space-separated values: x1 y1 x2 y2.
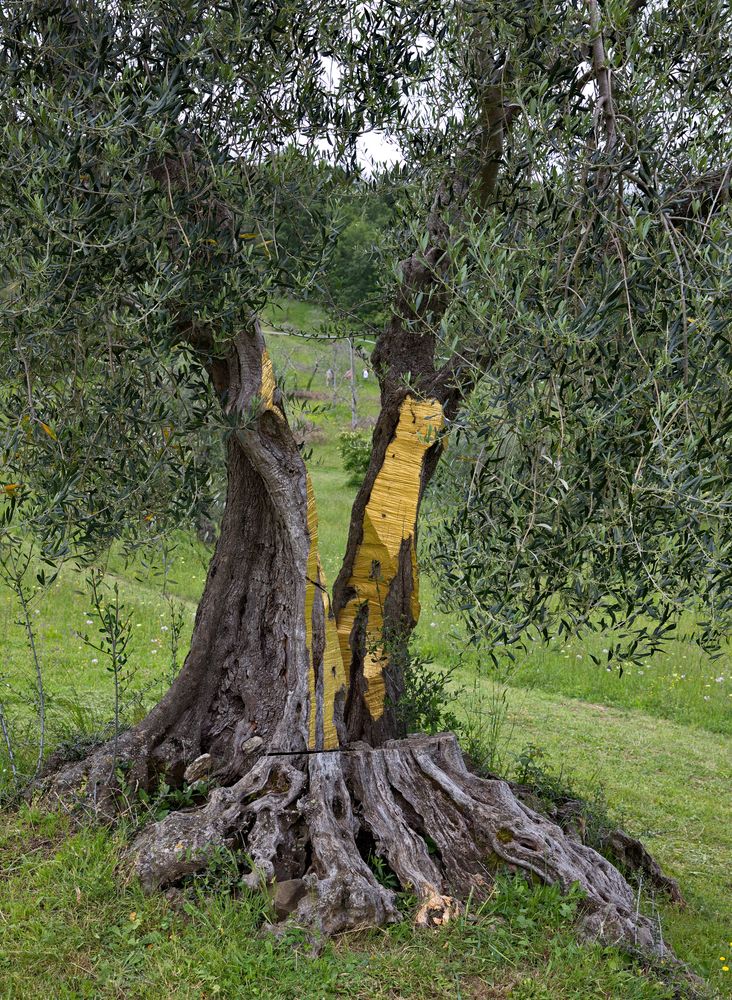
259 348 346 749
259 349 443 748
259 348 277 411
305 477 348 749
334 396 444 727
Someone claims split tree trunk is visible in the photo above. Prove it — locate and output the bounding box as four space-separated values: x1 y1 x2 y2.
46 310 446 791
42 316 676 955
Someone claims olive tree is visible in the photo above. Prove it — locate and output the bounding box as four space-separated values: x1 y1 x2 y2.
2 0 728 949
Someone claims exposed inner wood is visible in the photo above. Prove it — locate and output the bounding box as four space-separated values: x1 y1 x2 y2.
334 395 444 729
305 475 347 750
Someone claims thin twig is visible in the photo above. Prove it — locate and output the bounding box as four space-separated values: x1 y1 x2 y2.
10 552 46 778
587 0 617 157
659 210 689 385
0 699 18 789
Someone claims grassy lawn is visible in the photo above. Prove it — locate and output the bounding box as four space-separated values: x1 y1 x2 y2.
0 809 688 999
415 591 732 739
478 685 732 994
0 302 730 997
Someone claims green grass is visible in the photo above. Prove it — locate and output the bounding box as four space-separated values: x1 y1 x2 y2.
261 295 331 333
414 592 732 738
452 680 732 995
0 533 204 753
0 806 689 999
0 299 730 997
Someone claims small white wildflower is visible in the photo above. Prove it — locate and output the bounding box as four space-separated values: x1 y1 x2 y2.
715 676 724 683
575 654 582 659
91 658 98 664
703 695 710 701
161 626 169 632
86 619 93 624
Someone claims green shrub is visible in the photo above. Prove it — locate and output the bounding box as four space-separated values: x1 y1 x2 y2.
338 430 371 487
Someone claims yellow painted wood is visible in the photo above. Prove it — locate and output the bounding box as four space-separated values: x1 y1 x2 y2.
258 350 441 741
305 476 348 749
335 396 444 722
259 347 345 749
260 348 277 412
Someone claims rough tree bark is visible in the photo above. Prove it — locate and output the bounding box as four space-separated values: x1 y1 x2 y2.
42 85 680 956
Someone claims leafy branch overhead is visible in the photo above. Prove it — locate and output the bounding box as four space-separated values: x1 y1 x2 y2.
0 0 439 558
421 0 732 664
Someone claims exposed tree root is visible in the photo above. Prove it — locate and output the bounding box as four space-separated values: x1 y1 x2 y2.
596 828 684 905
509 783 685 906
73 732 675 953
42 728 153 822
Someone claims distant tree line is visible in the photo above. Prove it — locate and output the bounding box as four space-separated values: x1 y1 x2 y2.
268 148 401 330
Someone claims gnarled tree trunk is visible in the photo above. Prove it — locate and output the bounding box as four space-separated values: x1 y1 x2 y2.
42 298 676 959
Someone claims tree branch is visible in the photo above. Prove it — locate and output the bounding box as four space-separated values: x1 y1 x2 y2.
587 0 617 161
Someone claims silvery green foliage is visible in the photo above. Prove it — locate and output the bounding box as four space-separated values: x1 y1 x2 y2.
419 0 732 664
0 0 442 560
2 0 732 667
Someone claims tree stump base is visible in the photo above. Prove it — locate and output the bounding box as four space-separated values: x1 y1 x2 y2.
63 732 668 953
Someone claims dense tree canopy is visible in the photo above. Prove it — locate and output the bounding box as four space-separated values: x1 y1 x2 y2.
413 0 732 665
7 0 730 623
0 0 436 555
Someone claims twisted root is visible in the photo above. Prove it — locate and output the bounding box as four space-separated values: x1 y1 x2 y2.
125 733 672 952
